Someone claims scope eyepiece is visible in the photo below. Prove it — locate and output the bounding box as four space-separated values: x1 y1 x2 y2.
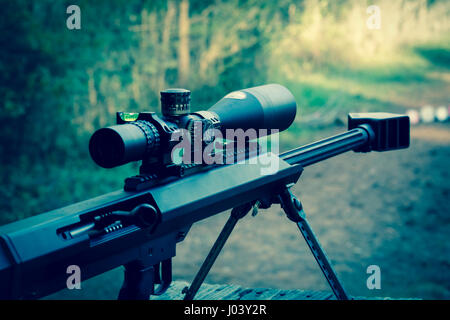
89 120 160 168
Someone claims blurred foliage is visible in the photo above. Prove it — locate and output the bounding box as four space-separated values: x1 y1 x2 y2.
0 0 449 225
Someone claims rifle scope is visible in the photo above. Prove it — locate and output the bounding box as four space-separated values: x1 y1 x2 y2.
89 84 297 169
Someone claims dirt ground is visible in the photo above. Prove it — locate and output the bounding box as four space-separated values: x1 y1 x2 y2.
48 122 450 300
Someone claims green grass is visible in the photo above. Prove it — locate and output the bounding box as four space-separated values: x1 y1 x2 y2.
280 44 449 117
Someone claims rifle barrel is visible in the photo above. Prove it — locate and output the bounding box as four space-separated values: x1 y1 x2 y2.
280 127 370 167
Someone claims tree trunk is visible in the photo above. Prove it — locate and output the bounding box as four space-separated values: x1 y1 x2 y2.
178 0 190 86
158 1 176 91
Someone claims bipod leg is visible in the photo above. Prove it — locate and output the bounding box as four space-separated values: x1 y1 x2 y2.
183 202 253 300
278 188 350 300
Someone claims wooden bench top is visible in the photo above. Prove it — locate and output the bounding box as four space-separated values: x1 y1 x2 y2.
155 281 342 300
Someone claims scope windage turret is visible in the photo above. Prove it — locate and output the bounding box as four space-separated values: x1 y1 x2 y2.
89 84 297 169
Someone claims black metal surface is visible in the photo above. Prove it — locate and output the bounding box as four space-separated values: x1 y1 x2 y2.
118 260 156 300
348 112 410 152
209 84 297 132
280 127 370 167
279 188 350 300
294 218 350 300
89 120 160 168
0 153 302 299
